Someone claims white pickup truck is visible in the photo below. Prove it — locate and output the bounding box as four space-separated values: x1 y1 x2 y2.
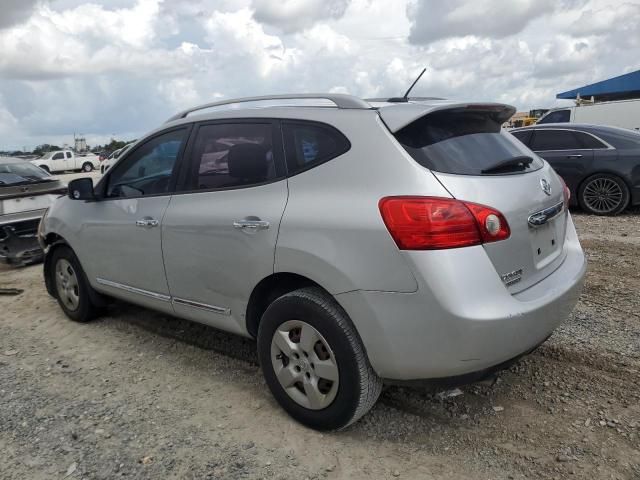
31 150 100 174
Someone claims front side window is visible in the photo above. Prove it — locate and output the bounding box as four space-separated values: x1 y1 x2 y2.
106 128 187 198
52 152 64 160
282 122 350 175
530 130 581 151
185 123 278 191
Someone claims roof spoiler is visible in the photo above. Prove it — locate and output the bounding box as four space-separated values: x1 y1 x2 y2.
378 102 516 132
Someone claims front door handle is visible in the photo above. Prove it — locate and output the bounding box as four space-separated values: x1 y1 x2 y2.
566 154 583 159
136 217 159 228
233 219 270 231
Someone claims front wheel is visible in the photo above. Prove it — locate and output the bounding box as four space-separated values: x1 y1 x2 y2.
50 246 99 322
82 162 94 172
578 173 629 215
257 287 382 430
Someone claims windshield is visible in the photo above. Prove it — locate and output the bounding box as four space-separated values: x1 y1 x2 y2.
394 109 544 175
0 161 52 185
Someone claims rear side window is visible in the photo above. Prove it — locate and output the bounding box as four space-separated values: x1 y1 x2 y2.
394 110 544 175
282 121 350 175
530 130 581 151
538 110 571 124
511 130 532 146
185 122 280 191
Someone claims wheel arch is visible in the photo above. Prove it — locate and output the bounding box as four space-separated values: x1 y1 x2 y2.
245 272 330 338
42 233 71 297
42 233 107 307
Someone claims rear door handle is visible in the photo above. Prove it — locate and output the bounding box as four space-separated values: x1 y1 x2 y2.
136 217 159 228
566 154 583 159
233 219 270 231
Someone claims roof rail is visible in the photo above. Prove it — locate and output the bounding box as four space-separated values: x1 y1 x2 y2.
166 93 372 122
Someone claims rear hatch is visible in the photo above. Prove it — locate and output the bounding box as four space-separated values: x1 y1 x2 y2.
381 103 568 293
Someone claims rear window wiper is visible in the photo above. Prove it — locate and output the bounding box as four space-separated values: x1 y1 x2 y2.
481 155 533 174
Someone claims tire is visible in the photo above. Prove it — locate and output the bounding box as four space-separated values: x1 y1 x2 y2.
39 165 50 173
578 173 629 215
257 287 382 430
50 246 99 322
82 162 93 172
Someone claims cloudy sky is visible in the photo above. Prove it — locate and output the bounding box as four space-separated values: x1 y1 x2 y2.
0 0 639 151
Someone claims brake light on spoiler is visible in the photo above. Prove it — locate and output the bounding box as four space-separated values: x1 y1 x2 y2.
379 196 510 250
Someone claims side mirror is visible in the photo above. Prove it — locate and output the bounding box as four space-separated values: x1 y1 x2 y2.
67 178 95 200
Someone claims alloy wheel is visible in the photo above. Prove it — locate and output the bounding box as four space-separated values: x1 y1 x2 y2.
55 258 80 311
270 320 339 410
582 177 623 214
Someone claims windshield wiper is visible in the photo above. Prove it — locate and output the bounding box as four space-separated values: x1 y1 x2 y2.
481 155 534 174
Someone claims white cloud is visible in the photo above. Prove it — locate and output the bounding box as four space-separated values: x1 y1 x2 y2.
251 0 350 33
407 0 556 44
0 0 638 151
0 0 40 29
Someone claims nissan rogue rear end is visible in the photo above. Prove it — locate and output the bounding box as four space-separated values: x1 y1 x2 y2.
40 94 586 430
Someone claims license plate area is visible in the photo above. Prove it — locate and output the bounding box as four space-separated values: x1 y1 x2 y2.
530 216 563 269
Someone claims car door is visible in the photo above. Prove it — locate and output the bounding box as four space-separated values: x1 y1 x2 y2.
162 120 288 335
50 151 66 172
529 129 593 190
76 126 191 313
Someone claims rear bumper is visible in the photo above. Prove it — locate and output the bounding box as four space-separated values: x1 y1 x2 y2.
335 214 586 381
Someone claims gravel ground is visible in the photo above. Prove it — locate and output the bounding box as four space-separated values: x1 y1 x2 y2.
0 209 638 480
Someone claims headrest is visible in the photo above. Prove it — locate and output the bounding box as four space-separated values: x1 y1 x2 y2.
227 143 268 181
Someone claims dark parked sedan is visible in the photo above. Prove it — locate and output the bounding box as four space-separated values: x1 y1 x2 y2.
511 124 640 215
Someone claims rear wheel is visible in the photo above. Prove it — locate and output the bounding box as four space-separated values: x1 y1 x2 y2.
51 246 99 322
82 162 93 172
257 287 382 430
578 173 629 215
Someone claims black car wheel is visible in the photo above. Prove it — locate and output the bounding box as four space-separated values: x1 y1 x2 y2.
82 162 93 172
50 246 100 322
257 287 382 431
578 173 629 215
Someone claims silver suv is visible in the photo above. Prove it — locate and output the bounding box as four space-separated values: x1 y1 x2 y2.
39 94 586 430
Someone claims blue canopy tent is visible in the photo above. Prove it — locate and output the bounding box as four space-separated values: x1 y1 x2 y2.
557 70 640 102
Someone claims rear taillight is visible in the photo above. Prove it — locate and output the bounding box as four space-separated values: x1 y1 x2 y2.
378 196 510 250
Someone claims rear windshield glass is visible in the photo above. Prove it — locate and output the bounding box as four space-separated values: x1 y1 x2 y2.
394 110 544 175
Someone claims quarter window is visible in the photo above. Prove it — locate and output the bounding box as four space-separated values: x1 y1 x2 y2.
530 130 581 151
574 132 607 149
185 123 278 191
106 128 187 198
282 122 350 175
66 152 72 159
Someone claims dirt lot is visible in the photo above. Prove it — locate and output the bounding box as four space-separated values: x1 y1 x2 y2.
1 209 639 480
